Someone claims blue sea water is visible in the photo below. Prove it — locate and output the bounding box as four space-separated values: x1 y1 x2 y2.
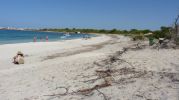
0 30 95 45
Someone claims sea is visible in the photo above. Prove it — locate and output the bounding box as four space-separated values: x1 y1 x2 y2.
0 30 95 45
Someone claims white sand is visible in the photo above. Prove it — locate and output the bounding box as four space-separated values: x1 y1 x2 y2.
0 35 179 100
0 35 110 70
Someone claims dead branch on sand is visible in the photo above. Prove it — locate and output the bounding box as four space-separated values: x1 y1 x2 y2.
44 43 147 99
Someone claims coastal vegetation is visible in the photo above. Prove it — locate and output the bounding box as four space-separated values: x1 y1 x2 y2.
39 26 172 40
39 15 179 44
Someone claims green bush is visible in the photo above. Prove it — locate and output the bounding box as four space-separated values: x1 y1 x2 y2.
175 37 179 45
132 33 145 41
153 26 172 39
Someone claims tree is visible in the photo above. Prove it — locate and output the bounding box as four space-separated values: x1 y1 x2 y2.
109 29 117 33
130 29 139 34
174 15 179 37
171 14 179 44
99 29 107 33
141 29 151 34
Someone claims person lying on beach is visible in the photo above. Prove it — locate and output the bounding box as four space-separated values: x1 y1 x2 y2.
13 51 24 64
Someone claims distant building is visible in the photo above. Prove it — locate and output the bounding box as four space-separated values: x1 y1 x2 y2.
0 27 6 30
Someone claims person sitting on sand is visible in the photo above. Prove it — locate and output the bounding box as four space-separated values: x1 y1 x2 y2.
13 51 24 64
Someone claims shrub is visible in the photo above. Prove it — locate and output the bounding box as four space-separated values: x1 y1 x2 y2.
132 33 145 41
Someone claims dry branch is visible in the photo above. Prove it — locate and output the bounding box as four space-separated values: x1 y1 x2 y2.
96 89 109 100
44 44 146 99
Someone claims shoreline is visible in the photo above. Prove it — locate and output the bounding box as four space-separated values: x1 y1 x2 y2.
0 30 97 45
0 35 95 46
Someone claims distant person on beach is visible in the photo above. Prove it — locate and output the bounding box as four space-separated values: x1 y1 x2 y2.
33 36 37 42
40 37 42 41
13 51 24 64
46 36 48 42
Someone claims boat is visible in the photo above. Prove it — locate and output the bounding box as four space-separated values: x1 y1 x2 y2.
60 33 70 39
65 33 70 36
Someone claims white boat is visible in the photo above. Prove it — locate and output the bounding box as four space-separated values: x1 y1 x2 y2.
65 33 70 36
60 36 66 39
60 33 70 39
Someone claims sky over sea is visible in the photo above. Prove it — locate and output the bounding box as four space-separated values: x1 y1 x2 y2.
0 0 179 30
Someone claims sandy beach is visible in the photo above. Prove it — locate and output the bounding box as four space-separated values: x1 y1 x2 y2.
0 35 179 100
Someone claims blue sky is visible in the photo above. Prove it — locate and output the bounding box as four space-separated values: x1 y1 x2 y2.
0 0 178 30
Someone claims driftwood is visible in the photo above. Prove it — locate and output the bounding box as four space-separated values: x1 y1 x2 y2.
44 44 146 99
44 82 111 98
96 89 109 100
77 82 111 94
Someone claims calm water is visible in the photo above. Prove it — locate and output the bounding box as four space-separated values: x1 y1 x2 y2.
0 30 95 44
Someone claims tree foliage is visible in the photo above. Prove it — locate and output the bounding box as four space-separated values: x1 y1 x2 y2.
39 26 171 40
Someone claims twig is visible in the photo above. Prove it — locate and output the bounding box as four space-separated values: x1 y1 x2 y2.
82 77 102 83
118 58 135 67
96 89 109 100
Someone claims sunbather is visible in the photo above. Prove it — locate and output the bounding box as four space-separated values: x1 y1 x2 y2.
13 51 24 64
